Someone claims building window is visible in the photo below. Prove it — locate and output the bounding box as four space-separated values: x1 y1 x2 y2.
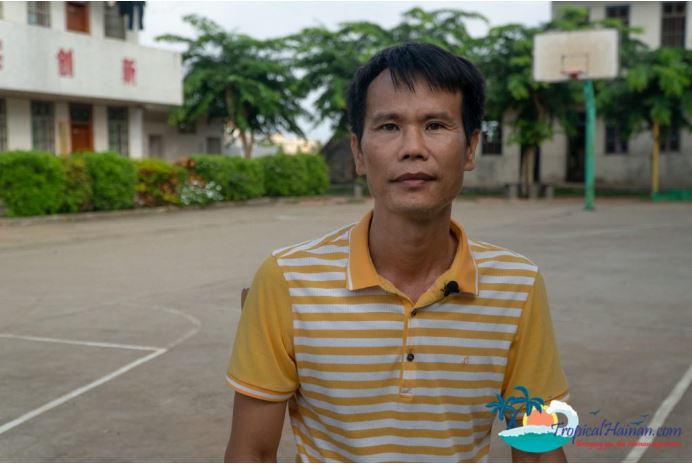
108 107 129 156
104 2 125 39
481 120 502 155
605 4 629 25
31 101 55 152
605 120 629 154
206 137 222 154
661 2 687 48
660 127 681 152
66 1 89 33
27 1 51 27
0 99 7 151
148 134 163 158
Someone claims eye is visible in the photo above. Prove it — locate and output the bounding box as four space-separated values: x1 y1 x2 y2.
427 122 445 130
378 123 399 131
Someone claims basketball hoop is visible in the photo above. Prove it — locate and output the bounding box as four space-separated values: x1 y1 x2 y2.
533 29 620 212
561 70 585 81
533 29 618 83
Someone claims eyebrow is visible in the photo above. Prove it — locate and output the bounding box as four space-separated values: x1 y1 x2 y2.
369 111 456 125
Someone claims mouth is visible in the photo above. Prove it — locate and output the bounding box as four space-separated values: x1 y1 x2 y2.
392 172 437 186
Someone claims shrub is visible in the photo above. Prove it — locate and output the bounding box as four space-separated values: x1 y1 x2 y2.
225 156 265 200
297 153 330 195
59 153 93 213
260 153 330 197
184 155 265 201
0 150 65 217
260 154 310 197
80 152 137 211
135 159 187 207
179 178 224 206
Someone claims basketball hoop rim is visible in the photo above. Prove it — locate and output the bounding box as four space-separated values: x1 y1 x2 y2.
561 70 585 81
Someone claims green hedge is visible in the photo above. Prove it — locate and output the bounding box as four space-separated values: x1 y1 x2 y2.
260 153 329 197
0 151 329 217
59 153 93 213
80 152 137 211
135 159 187 207
297 153 330 195
186 155 265 201
260 154 309 196
0 150 65 217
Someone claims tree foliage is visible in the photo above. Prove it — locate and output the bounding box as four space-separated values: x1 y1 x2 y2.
157 15 307 158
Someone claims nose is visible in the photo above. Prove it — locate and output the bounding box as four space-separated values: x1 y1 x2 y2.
398 126 428 161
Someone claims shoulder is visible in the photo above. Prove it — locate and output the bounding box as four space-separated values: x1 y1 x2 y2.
271 222 355 261
468 238 540 285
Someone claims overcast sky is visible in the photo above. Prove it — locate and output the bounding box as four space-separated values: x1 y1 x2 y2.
140 1 552 143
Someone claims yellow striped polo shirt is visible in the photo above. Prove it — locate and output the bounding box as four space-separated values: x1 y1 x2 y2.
227 210 569 462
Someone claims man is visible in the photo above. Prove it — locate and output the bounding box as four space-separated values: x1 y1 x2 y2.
225 43 569 462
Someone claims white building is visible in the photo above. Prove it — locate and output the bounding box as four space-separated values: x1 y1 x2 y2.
0 1 224 161
465 1 691 190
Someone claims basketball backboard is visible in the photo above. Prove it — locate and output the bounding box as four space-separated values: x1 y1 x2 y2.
533 29 619 82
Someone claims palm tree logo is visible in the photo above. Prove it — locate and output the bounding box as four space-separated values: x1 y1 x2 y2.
488 385 579 454
486 385 545 428
485 393 517 426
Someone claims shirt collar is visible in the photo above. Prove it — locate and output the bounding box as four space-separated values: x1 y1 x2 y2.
346 210 479 297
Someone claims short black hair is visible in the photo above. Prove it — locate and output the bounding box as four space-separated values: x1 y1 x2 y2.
346 42 485 146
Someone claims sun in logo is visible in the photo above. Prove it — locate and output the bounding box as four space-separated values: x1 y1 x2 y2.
523 404 559 428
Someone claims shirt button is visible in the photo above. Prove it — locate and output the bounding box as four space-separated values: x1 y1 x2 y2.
411 309 417 317
406 353 415 362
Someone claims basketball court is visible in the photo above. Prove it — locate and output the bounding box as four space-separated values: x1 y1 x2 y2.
0 197 690 461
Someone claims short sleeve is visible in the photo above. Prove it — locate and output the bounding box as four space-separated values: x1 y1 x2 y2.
501 271 569 413
226 254 298 402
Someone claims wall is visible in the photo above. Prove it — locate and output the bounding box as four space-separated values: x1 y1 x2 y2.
143 110 226 162
464 114 521 188
93 104 108 152
551 1 665 49
5 97 31 149
0 18 182 106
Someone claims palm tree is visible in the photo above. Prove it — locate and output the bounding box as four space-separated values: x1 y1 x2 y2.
509 385 545 418
486 393 517 425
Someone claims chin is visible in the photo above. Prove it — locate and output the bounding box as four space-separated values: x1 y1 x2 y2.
387 200 446 220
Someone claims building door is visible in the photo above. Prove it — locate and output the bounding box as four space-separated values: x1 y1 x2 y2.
70 104 93 152
567 112 585 183
66 2 90 33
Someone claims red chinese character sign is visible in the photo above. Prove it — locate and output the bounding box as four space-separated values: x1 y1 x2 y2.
57 49 73 77
122 58 136 84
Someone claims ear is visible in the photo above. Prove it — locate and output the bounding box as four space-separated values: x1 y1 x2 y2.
351 133 367 176
463 129 480 171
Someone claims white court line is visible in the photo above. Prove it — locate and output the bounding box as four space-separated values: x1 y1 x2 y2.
0 348 166 435
0 304 201 437
0 334 164 352
623 362 692 463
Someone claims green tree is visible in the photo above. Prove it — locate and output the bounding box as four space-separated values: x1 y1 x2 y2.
389 7 486 56
157 15 307 159
597 46 692 194
283 21 392 138
477 20 581 195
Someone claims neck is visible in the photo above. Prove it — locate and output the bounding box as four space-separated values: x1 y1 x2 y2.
368 205 457 300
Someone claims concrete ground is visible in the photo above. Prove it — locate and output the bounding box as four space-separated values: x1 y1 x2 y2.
0 196 690 462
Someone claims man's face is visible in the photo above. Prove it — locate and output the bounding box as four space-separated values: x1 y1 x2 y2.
352 70 479 219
